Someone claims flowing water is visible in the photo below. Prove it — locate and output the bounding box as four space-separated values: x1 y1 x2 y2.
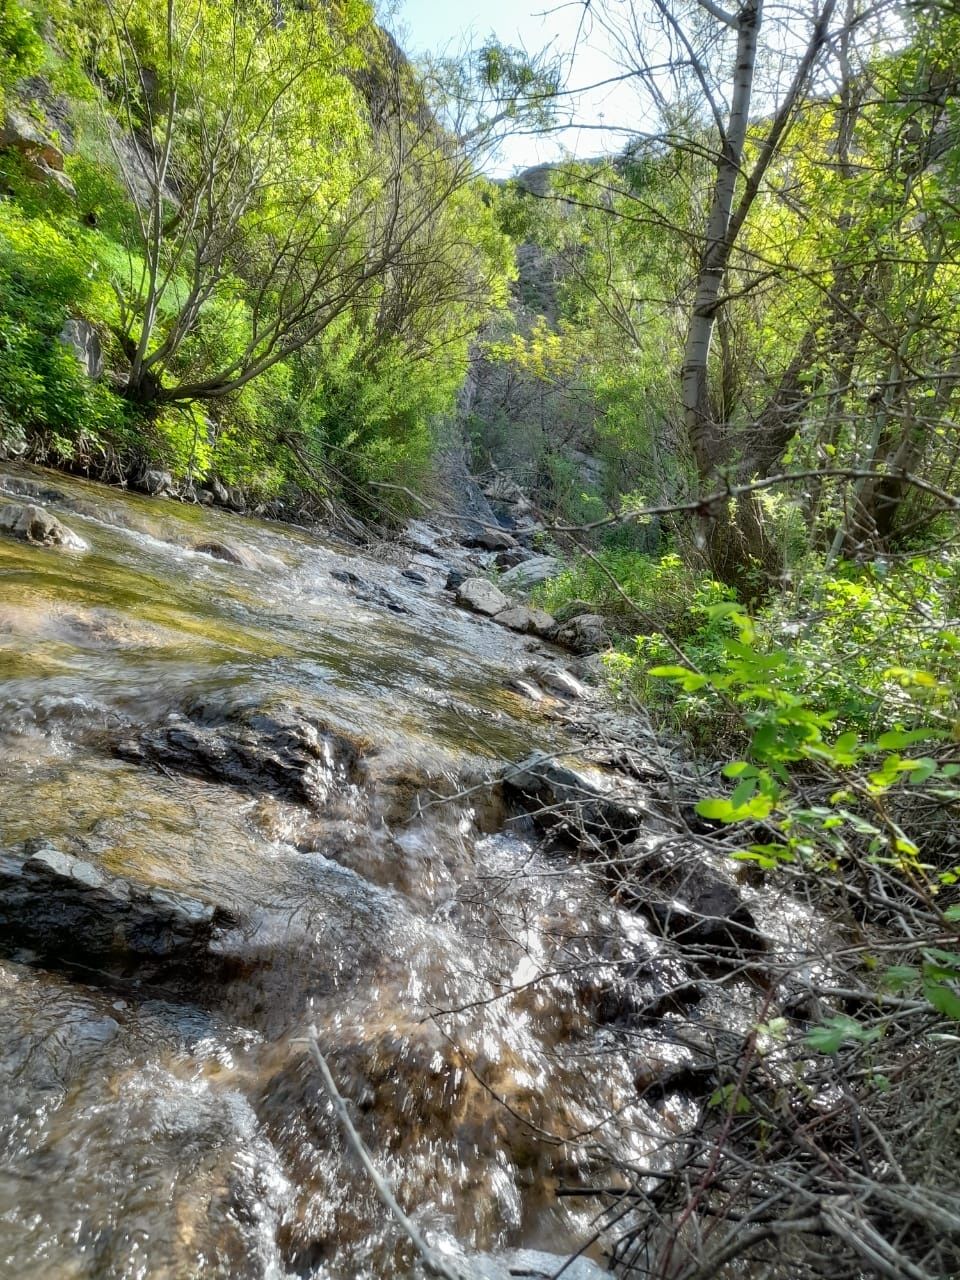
0 467 722 1279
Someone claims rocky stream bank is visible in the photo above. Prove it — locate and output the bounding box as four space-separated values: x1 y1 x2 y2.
0 465 836 1279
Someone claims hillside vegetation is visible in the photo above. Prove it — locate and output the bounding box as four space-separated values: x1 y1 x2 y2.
0 0 512 511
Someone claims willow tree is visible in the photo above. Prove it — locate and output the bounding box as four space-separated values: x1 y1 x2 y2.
97 0 508 416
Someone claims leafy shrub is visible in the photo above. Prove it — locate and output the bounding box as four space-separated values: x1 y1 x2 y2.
0 0 42 111
0 199 130 455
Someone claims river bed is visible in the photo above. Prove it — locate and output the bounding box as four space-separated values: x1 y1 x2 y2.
1 465 713 1279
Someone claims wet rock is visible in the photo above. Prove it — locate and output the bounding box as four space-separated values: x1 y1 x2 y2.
526 661 589 700
462 526 517 551
456 577 510 617
0 844 237 977
59 317 104 380
139 468 176 497
210 477 230 505
400 567 429 585
481 474 526 505
0 474 67 504
572 653 608 685
584 948 703 1027
499 555 561 589
225 484 247 512
115 701 366 809
505 676 547 702
493 604 556 637
0 502 87 550
445 567 471 592
624 838 766 953
503 752 650 845
494 547 530 570
330 568 409 614
475 1249 608 1279
194 539 257 568
552 613 610 655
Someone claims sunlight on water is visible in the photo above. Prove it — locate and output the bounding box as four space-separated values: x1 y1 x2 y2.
0 466 667 1278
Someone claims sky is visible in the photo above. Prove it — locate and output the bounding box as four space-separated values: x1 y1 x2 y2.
385 0 639 175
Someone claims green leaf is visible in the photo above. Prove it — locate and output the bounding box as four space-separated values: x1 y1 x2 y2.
882 965 919 990
807 1015 882 1053
729 776 758 808
923 982 960 1021
648 665 693 679
876 728 947 749
906 758 938 785
697 798 738 821
723 761 755 779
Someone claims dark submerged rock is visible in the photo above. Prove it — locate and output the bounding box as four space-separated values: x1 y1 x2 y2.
461 527 517 551
0 844 237 977
330 568 410 614
503 751 651 845
194 539 259 569
115 701 367 808
623 837 767 953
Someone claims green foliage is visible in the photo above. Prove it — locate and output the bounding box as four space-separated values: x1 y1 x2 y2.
0 0 42 111
0 197 131 456
633 553 960 1024
0 0 511 510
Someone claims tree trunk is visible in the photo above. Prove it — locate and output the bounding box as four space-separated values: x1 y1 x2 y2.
682 1 762 484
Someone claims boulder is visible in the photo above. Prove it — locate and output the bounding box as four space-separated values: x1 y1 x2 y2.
493 547 530 570
552 612 610 655
493 604 556 637
462 526 517 551
503 751 650 845
445 568 470 592
139 468 176 497
0 108 76 195
623 838 766 953
210 477 230 505
526 661 589 700
498 555 561 590
0 843 237 978
0 474 67 504
59 317 104 380
455 577 510 617
115 701 366 809
194 539 256 569
0 502 87 550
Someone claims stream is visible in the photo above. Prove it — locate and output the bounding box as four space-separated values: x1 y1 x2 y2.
0 465 801 1279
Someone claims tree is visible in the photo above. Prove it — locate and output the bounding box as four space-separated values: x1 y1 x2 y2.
98 0 506 415
524 0 960 585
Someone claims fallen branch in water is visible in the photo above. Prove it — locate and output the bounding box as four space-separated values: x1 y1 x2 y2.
305 1027 472 1280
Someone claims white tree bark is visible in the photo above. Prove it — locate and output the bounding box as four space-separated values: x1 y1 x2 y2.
681 0 762 480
